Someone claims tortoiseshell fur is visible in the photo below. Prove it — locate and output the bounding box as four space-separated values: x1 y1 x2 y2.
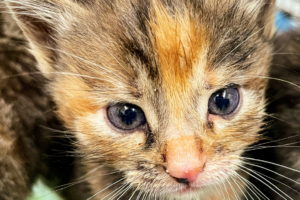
1 0 300 199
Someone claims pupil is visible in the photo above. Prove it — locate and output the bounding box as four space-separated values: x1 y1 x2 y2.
119 106 137 125
215 91 230 111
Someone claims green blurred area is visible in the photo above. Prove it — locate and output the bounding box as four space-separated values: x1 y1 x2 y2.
27 179 63 200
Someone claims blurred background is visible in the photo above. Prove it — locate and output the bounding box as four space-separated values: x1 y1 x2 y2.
276 0 300 32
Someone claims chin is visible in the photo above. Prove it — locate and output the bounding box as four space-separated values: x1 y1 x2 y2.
162 187 210 200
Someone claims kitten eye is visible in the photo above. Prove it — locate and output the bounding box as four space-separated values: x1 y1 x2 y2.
208 86 240 116
107 103 146 131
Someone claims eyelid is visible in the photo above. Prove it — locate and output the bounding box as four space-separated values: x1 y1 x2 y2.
224 83 240 91
209 83 240 96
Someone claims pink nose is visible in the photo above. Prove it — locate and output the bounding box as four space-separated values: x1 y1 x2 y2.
168 166 202 183
166 136 206 183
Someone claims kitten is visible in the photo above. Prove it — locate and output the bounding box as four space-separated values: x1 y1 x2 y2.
2 0 295 199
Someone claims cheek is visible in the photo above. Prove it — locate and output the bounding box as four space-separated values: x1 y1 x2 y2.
206 89 264 152
81 109 118 137
52 77 101 127
208 89 259 130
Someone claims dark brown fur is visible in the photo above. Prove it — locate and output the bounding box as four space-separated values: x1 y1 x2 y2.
0 12 74 200
265 29 300 199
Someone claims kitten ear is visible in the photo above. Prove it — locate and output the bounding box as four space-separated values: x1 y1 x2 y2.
258 0 276 39
5 0 70 75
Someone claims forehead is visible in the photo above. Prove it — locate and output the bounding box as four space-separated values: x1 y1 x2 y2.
147 1 210 118
108 0 265 82
116 3 261 84
62 0 268 104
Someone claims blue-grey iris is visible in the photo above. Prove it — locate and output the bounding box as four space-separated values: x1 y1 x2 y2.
107 103 146 131
208 86 240 116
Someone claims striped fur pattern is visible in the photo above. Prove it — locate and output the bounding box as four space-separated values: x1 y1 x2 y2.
3 0 276 199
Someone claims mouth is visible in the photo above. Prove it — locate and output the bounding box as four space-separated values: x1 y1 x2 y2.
169 181 206 196
177 185 200 194
170 175 223 196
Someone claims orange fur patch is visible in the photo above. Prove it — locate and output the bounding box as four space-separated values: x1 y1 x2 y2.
150 2 207 87
53 77 100 127
150 1 208 117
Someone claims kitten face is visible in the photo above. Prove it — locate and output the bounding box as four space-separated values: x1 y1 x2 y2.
7 0 275 198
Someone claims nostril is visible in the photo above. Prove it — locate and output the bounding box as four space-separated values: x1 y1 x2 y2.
165 137 207 184
173 177 190 185
162 154 167 162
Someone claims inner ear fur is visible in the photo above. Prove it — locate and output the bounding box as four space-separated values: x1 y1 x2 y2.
258 0 276 39
4 0 64 75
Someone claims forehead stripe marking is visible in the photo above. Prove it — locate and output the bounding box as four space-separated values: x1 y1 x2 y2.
150 1 208 117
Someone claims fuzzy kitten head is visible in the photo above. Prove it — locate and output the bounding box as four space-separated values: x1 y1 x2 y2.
6 0 275 198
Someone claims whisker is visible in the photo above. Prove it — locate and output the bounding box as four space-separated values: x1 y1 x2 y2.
264 113 296 126
222 177 231 200
102 172 146 200
87 29 130 74
227 176 240 200
117 184 133 200
135 188 143 200
250 134 300 149
242 157 300 174
217 176 229 199
271 53 300 56
40 45 128 81
250 168 300 196
141 190 147 200
54 166 103 191
127 183 139 200
55 168 121 192
103 183 127 200
235 171 268 200
105 182 130 200
216 178 228 199
235 75 300 90
239 165 293 200
246 144 300 152
215 19 272 68
233 173 255 200
231 174 249 200
242 160 300 185
1 71 113 83
86 177 126 200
